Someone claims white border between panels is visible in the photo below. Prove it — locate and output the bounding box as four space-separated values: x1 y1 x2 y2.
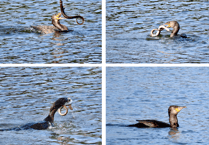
2 64 209 67
0 64 102 67
105 64 209 67
102 0 106 142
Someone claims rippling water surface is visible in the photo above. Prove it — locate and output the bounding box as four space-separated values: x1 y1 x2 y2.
107 67 209 144
107 0 209 63
0 67 101 144
0 0 101 63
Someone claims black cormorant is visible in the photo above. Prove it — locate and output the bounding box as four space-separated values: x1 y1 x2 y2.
129 105 186 128
0 98 73 131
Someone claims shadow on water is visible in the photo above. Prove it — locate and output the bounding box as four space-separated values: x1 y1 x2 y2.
106 123 128 127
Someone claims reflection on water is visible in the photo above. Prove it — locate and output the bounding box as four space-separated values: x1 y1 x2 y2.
168 128 181 141
0 67 101 144
106 0 209 63
0 0 101 63
107 67 209 144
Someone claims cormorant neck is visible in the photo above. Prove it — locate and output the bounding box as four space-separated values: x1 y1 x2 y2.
171 24 180 37
44 108 57 123
52 19 68 31
169 113 179 128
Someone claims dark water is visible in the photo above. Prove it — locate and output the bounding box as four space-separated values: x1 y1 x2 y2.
106 0 209 63
107 67 209 144
0 67 101 144
0 0 101 63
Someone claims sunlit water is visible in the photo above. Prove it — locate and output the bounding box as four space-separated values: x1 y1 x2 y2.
0 0 101 63
106 0 209 63
0 67 101 144
107 67 209 144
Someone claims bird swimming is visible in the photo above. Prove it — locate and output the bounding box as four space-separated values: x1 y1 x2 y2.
150 21 187 38
0 98 73 131
129 105 186 128
31 13 69 34
31 0 84 34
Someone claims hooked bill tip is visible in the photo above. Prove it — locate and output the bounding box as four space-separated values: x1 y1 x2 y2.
69 104 73 110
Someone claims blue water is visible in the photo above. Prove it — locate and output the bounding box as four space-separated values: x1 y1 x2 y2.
0 67 101 144
106 0 209 63
107 67 209 144
0 0 101 63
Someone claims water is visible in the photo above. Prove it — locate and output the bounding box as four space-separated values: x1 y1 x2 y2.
107 67 209 144
0 67 101 144
106 0 209 63
0 0 101 63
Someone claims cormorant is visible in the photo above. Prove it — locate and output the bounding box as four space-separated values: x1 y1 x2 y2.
129 105 186 128
0 98 73 131
164 21 187 38
31 0 84 34
31 13 69 34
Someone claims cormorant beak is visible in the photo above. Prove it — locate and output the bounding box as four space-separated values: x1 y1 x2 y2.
65 98 73 110
58 17 67 20
55 13 67 20
164 22 171 28
175 106 186 113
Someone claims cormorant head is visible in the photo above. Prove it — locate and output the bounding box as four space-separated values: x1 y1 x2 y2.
164 21 171 28
164 21 179 28
44 98 73 123
50 97 73 112
168 105 186 116
163 21 180 37
52 13 67 22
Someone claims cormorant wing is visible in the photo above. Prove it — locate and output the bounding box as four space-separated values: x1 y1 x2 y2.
136 120 170 128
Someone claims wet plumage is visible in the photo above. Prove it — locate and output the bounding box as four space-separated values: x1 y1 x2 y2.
31 13 68 34
129 105 186 128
